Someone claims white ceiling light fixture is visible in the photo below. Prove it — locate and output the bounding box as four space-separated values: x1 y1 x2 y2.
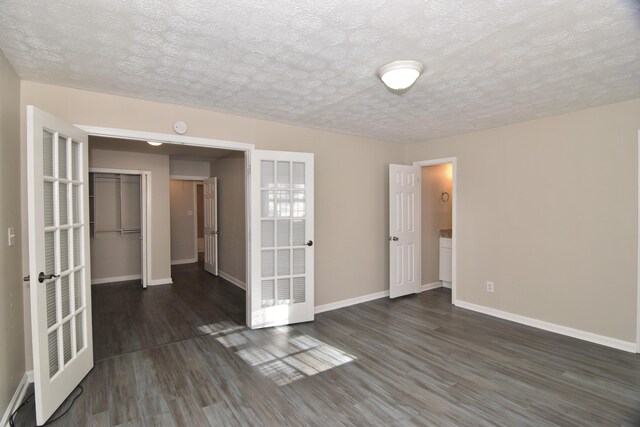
377 60 424 91
147 141 163 146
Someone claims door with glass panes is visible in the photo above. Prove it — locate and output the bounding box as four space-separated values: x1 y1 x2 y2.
26 106 93 426
249 150 314 328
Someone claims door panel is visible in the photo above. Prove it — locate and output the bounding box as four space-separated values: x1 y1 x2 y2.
27 106 93 425
203 177 218 275
249 150 314 328
389 164 421 298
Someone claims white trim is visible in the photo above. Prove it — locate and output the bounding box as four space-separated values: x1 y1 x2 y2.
193 181 199 261
414 158 457 305
148 277 173 286
441 281 452 289
26 371 34 383
170 175 209 181
91 274 141 285
77 125 255 151
421 282 442 292
171 258 198 265
637 130 640 353
218 270 246 290
315 290 389 315
1 373 30 427
456 300 636 353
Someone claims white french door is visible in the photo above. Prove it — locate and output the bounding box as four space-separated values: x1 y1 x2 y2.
249 150 314 328
26 106 93 425
203 177 218 275
389 164 421 298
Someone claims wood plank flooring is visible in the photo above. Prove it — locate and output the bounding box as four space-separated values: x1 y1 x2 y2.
14 261 640 426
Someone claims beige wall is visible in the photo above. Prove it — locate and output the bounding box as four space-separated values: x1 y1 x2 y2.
421 164 452 284
170 158 210 178
170 180 197 263
0 50 25 416
210 154 246 283
21 81 404 311
406 98 640 343
89 148 172 283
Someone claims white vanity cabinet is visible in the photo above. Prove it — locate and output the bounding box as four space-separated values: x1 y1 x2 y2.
439 237 452 286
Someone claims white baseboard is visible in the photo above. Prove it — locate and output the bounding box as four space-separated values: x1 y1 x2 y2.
421 282 442 292
1 373 30 427
26 371 33 383
148 277 173 286
455 300 636 353
218 270 246 290
441 281 452 289
91 274 141 285
171 258 198 265
315 290 390 314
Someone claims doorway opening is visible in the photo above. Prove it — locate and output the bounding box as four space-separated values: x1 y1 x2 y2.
87 135 248 360
415 158 457 304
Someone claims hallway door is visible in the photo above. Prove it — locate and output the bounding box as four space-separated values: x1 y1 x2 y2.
204 177 219 275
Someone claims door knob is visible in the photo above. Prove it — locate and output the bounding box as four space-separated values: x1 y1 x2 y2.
38 272 60 283
306 240 313 246
388 236 399 241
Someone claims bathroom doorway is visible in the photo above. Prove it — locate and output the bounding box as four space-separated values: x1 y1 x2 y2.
415 158 457 303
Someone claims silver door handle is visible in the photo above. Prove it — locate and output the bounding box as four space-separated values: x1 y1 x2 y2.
211 230 220 235
388 236 399 241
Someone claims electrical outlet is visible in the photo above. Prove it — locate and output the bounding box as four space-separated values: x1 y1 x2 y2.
486 281 495 293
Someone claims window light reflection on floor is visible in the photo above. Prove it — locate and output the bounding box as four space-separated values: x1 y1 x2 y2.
197 321 356 386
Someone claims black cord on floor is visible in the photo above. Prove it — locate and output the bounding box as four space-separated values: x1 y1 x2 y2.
8 385 83 427
8 392 33 427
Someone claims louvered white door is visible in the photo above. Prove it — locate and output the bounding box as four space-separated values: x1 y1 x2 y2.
249 150 314 328
203 177 218 275
389 164 421 298
27 106 93 425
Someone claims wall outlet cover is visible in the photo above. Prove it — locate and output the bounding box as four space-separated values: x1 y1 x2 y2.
486 281 495 293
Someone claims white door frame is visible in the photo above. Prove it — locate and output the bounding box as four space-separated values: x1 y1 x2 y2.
637 132 640 353
89 167 151 288
193 181 204 260
413 157 457 305
78 125 254 326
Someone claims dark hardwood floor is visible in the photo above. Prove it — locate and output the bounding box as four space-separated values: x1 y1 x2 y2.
14 261 640 426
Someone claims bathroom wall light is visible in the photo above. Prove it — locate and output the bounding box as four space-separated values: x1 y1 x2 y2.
377 60 424 91
147 141 163 146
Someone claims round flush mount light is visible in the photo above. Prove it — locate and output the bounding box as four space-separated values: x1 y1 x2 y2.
377 60 424 91
147 141 163 146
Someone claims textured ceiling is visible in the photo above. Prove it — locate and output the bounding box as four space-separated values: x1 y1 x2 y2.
1 1 640 143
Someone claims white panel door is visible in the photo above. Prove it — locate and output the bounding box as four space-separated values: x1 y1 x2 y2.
26 106 93 425
389 164 421 298
203 177 218 275
249 150 314 328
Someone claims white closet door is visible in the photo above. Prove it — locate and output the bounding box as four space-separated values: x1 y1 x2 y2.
203 177 218 275
249 150 314 329
26 106 93 425
389 164 421 298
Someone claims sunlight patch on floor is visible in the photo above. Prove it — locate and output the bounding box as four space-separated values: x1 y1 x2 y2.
200 321 356 386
